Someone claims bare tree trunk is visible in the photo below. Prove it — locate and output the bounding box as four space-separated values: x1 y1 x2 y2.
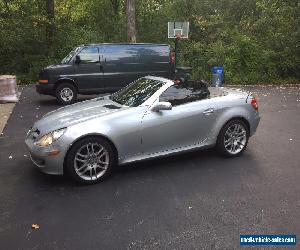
126 0 136 43
46 0 55 56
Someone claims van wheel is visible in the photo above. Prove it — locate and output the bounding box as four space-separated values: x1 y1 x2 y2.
55 83 77 105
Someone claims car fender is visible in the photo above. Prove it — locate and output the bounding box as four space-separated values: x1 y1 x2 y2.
60 120 118 164
210 105 252 144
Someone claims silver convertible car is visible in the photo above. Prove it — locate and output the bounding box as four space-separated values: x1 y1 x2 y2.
26 76 260 184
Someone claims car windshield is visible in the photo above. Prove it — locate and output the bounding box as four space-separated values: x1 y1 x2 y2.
111 78 164 107
61 47 81 64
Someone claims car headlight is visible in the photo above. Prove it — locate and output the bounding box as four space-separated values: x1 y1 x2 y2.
35 128 66 147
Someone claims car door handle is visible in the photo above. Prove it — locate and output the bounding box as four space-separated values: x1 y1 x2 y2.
203 108 214 115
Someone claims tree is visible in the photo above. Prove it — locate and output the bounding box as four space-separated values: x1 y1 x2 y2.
0 0 299 84
126 0 136 43
46 0 55 56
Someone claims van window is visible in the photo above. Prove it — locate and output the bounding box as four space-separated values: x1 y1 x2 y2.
78 47 99 63
140 45 169 62
104 45 138 62
61 47 81 64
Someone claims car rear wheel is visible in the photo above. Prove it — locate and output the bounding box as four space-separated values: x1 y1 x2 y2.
65 137 116 184
216 119 249 157
55 82 77 105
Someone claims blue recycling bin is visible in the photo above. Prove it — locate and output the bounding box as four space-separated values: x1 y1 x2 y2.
212 66 224 87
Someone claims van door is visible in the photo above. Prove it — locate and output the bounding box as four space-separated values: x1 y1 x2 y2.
74 46 104 92
102 45 141 92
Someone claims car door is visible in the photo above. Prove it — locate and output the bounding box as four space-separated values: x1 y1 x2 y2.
74 46 104 91
141 85 217 155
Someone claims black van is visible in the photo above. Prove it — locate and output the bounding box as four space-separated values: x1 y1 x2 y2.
37 43 175 104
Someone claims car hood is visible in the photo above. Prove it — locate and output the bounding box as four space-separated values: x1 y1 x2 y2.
34 97 127 135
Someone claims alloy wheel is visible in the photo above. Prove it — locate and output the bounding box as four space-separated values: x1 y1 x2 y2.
74 142 109 181
223 123 247 154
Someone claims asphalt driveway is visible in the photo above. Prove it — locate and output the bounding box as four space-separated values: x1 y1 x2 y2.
0 85 299 249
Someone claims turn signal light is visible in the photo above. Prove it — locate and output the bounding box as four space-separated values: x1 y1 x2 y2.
39 79 48 84
251 98 258 111
47 150 60 156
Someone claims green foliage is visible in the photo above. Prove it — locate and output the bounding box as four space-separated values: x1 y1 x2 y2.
0 0 299 84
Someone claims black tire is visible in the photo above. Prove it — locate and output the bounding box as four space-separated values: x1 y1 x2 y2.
65 137 116 184
216 119 249 157
55 82 77 105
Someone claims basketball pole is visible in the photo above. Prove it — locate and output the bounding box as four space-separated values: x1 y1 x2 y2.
175 36 180 68
168 22 189 69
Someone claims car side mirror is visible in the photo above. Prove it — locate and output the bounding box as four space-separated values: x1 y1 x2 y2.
151 102 172 112
75 55 81 64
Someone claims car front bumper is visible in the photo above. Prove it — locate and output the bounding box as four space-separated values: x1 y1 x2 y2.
25 136 66 175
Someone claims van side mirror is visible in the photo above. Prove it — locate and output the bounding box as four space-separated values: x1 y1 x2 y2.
151 102 172 112
75 55 81 64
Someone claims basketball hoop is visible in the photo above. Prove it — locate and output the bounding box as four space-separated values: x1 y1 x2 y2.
168 22 189 39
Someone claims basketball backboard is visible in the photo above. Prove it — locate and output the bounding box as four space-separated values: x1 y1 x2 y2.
168 22 189 39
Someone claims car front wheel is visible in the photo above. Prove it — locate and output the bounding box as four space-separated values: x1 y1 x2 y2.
65 137 116 184
216 119 249 157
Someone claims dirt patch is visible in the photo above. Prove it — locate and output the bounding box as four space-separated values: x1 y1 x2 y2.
0 103 15 133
